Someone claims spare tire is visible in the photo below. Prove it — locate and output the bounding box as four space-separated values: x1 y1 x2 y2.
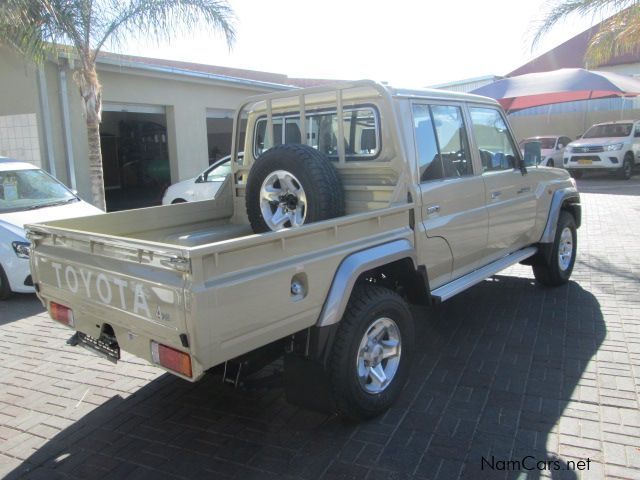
246 144 345 233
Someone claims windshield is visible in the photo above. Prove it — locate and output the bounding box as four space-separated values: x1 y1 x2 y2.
583 123 632 138
203 159 232 181
520 137 556 150
0 169 76 213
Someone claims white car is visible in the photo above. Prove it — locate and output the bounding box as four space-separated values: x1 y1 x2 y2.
519 135 572 168
162 154 237 204
564 120 640 179
0 159 103 299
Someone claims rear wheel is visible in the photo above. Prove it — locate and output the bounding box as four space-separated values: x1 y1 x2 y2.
171 198 187 204
547 159 554 167
329 285 414 419
533 211 577 286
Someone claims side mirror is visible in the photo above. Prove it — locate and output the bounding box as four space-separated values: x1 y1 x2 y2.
523 141 541 169
195 175 204 183
557 143 564 150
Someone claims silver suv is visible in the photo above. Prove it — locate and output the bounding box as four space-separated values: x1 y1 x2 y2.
565 120 640 179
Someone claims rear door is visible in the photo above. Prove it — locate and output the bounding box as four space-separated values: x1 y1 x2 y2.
412 102 488 288
468 106 537 261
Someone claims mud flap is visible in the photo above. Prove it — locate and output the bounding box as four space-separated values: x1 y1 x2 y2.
283 354 336 414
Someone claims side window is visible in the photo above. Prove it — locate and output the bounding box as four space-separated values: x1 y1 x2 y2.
412 104 442 181
469 107 518 173
634 126 640 138
560 136 572 148
412 104 473 181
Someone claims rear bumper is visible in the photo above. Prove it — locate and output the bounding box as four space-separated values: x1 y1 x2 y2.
43 295 204 382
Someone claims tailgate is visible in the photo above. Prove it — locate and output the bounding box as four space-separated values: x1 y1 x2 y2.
28 226 194 373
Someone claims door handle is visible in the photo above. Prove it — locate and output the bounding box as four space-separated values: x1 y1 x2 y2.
426 205 440 215
517 186 531 194
490 191 501 199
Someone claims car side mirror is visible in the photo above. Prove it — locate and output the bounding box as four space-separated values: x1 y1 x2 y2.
523 141 541 169
557 143 564 150
195 175 204 183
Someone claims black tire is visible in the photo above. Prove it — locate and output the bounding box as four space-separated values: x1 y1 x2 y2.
547 159 554 167
533 211 577 287
0 264 12 300
171 198 187 204
618 154 633 180
329 285 414 419
569 169 582 179
246 144 344 233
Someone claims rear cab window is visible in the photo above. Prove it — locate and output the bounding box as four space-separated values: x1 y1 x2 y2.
254 106 380 161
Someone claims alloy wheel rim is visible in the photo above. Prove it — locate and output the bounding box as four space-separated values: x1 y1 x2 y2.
558 227 573 271
259 170 307 230
356 317 402 394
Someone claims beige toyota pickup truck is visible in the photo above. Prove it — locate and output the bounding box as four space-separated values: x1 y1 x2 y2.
27 81 581 418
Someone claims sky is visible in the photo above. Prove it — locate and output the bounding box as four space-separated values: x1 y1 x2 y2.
116 0 604 88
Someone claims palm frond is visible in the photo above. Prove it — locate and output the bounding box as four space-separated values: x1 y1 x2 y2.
530 0 636 49
93 0 236 61
586 4 640 65
0 0 84 63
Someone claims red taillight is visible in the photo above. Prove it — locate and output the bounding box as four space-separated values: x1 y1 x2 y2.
50 302 74 327
151 341 192 377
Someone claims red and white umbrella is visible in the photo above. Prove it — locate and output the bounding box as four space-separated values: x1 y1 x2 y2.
471 68 640 112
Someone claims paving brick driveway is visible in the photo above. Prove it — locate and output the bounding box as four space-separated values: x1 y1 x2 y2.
1 175 639 480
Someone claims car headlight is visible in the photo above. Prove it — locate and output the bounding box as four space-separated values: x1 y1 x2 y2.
12 241 31 259
605 143 624 151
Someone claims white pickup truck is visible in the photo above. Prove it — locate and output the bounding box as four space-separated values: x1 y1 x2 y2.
27 81 581 418
565 120 640 179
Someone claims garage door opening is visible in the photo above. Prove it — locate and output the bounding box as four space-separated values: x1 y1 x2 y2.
100 105 170 211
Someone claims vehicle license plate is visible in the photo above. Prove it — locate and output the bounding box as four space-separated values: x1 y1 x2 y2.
76 332 120 363
577 159 592 165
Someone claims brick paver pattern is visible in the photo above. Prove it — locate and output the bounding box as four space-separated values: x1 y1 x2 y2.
0 177 639 479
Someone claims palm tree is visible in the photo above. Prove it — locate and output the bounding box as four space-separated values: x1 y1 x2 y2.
533 1 640 69
0 0 235 210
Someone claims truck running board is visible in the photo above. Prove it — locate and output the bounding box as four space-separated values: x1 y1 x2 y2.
430 246 538 303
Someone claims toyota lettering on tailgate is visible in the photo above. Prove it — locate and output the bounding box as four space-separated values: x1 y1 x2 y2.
50 262 153 318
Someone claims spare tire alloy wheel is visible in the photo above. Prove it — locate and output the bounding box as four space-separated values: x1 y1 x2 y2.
246 144 345 233
260 170 307 230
